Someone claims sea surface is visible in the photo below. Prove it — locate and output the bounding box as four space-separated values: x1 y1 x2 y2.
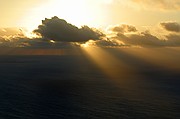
0 48 180 119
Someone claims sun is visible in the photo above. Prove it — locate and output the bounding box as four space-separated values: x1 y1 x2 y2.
52 0 94 26
19 0 102 32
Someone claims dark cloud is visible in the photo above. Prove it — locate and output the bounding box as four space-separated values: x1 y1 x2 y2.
27 40 78 49
109 24 165 47
0 19 180 48
165 34 180 46
116 32 166 47
110 24 137 33
160 21 180 32
106 23 180 47
113 31 180 47
0 36 78 49
95 39 126 47
34 16 104 42
0 36 30 47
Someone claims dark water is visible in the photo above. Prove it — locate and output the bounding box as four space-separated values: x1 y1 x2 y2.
0 52 180 118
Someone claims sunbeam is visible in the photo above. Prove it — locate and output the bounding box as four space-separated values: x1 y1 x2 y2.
80 46 148 93
119 47 180 73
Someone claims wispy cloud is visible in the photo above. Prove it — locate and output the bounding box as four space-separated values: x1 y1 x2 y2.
130 0 180 10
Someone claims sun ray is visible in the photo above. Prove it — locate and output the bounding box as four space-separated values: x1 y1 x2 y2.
81 46 143 81
119 47 180 72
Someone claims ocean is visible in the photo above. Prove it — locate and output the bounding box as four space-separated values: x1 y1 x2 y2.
0 48 180 119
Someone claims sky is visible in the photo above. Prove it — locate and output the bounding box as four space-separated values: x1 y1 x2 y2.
0 0 180 48
1 0 180 28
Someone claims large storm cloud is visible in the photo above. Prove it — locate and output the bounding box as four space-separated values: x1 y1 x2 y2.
33 16 104 42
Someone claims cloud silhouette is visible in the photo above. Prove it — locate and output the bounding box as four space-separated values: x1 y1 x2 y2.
115 32 165 47
0 36 30 47
0 19 180 48
0 35 78 49
95 39 126 47
106 23 180 47
160 21 180 32
109 24 137 33
165 34 180 46
113 31 180 47
34 16 104 42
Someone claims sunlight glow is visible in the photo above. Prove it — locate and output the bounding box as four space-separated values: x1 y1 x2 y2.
81 43 90 48
80 40 96 48
20 0 102 31
23 30 39 38
50 40 56 43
